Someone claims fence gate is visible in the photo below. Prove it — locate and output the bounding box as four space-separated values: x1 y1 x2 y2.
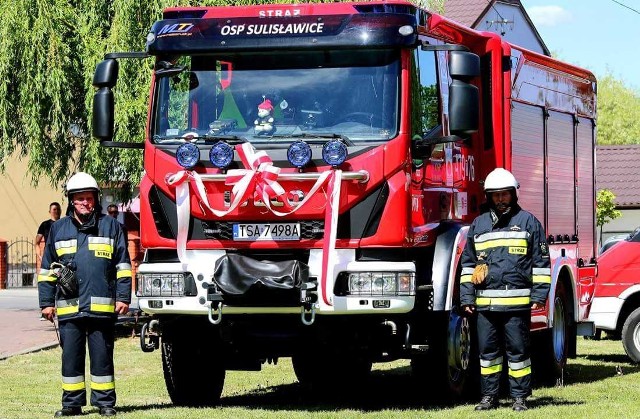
6 238 37 288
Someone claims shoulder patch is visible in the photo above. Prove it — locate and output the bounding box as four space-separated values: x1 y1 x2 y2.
540 242 549 256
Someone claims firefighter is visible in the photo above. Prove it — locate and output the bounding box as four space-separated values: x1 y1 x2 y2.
460 168 550 412
38 172 131 417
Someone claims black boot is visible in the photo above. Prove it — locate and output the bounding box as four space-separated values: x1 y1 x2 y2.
54 407 82 417
475 395 498 410
99 407 117 417
512 397 528 411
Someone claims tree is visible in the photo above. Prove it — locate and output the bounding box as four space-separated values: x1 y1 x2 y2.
596 189 622 245
597 73 640 146
0 0 445 199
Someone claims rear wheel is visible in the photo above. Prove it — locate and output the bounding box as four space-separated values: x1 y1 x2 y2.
621 307 640 363
534 281 570 384
161 331 225 406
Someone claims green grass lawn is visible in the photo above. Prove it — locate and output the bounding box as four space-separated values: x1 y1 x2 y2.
1 336 639 419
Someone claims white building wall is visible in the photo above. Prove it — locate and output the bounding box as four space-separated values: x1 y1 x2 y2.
475 3 546 55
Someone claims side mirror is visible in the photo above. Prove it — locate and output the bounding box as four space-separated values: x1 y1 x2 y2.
448 51 480 136
92 59 118 142
93 59 119 89
92 88 114 141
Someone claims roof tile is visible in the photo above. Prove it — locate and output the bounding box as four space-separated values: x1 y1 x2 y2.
444 0 491 27
596 145 640 208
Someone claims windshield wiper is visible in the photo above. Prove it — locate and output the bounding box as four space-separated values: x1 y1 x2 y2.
152 134 248 145
193 135 248 145
273 133 354 146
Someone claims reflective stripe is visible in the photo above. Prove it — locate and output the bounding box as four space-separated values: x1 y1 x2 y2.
88 236 115 246
508 359 531 370
509 366 532 378
533 275 552 284
55 239 77 256
117 269 132 279
90 380 115 391
117 263 132 271
476 289 530 298
57 298 79 308
476 296 531 306
460 275 472 284
88 243 113 252
91 374 115 390
38 273 57 282
533 267 550 275
57 298 80 316
481 364 503 375
462 267 475 275
62 375 85 391
474 238 528 251
90 297 115 313
475 231 529 242
480 356 503 367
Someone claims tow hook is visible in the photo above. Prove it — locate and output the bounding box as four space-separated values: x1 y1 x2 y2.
300 282 318 326
207 291 224 325
140 319 160 353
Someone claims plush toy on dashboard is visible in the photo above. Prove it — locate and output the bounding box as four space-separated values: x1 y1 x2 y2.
254 99 275 135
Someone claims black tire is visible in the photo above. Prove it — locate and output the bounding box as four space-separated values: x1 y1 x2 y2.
161 335 225 406
621 307 640 363
412 310 478 398
533 281 570 384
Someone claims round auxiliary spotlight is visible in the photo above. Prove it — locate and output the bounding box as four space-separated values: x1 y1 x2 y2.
176 143 200 169
322 139 348 167
287 141 312 168
209 141 234 169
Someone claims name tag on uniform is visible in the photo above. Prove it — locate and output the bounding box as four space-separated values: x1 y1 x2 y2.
95 250 112 259
509 247 526 255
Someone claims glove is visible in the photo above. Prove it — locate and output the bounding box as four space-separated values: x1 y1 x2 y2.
52 262 79 299
471 263 488 285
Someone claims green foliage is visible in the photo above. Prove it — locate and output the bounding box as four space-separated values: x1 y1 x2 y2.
0 0 446 198
598 73 640 146
596 189 621 227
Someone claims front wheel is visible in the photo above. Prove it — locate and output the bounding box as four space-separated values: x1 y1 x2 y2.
161 334 225 406
621 307 640 363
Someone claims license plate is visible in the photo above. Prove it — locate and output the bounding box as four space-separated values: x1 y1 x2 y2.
233 223 301 241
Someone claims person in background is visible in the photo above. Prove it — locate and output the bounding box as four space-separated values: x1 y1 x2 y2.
460 168 551 412
38 172 131 417
35 202 62 320
106 204 128 244
35 202 62 261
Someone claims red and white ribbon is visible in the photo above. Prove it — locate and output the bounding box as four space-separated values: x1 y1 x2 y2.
166 144 343 305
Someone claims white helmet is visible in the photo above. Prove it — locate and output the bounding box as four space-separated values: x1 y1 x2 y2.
484 168 519 192
66 172 100 197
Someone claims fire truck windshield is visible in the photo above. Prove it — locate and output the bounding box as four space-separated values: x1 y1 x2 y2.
151 49 399 144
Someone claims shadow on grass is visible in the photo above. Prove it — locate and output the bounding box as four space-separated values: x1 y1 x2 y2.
533 355 640 389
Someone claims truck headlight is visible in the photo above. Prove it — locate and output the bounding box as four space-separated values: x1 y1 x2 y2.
136 273 187 297
346 272 415 296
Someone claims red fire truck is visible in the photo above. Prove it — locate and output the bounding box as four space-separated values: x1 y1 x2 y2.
92 1 597 405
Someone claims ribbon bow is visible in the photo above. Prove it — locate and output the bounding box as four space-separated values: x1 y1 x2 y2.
225 142 287 212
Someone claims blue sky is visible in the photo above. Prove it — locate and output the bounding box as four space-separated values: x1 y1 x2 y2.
520 0 640 89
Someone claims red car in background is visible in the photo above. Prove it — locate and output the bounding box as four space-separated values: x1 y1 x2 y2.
589 227 640 362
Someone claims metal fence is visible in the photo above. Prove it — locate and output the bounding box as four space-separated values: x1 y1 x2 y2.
6 238 37 288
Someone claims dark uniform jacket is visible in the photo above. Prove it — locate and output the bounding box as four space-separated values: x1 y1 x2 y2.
38 212 132 321
460 204 551 312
